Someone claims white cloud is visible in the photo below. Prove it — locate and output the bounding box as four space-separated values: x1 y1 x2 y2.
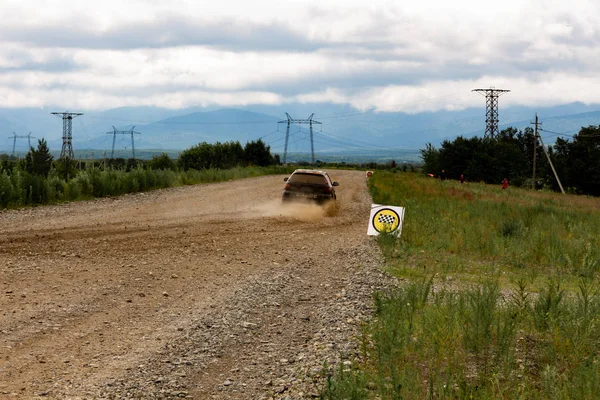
1 0 600 111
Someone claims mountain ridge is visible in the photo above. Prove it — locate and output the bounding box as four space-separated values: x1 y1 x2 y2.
1 103 599 159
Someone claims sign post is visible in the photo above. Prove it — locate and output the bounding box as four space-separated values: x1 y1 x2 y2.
367 204 405 236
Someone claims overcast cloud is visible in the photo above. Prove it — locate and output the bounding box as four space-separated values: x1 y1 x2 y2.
1 0 599 112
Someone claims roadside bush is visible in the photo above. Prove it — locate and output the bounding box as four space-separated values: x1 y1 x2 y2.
71 170 94 198
0 164 293 209
53 157 78 180
0 169 15 208
147 153 177 171
46 175 66 201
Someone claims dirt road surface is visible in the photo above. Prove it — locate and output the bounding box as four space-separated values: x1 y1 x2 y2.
0 170 393 399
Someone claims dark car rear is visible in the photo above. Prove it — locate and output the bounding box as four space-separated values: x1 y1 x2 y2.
282 169 339 204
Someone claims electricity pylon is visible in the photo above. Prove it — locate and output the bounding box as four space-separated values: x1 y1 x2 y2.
51 112 84 159
277 113 322 164
472 88 510 139
8 132 36 156
106 126 141 159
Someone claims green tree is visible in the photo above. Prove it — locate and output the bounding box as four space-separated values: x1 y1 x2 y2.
147 153 176 171
552 126 600 195
178 139 275 171
107 157 126 170
125 158 139 172
212 141 244 169
178 142 214 171
24 138 53 177
420 142 441 175
53 157 78 180
243 139 274 167
422 129 532 185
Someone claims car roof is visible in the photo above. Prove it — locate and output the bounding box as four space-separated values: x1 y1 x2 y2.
292 169 328 175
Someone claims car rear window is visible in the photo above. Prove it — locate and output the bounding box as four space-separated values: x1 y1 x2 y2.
288 173 328 185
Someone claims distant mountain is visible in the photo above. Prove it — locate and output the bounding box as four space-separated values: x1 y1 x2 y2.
1 102 600 159
120 108 282 150
497 110 600 138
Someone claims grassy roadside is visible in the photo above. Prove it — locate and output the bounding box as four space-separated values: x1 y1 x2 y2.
0 165 296 209
319 172 600 399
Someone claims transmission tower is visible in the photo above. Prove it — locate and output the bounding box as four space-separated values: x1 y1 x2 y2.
106 126 141 159
8 132 36 156
472 87 510 139
277 113 322 164
51 112 84 159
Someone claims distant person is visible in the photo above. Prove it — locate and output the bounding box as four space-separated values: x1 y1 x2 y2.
440 170 447 181
502 178 509 190
459 174 465 184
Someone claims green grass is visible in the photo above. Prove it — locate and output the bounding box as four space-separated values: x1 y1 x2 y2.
0 165 295 209
321 278 600 399
370 172 600 286
320 172 600 399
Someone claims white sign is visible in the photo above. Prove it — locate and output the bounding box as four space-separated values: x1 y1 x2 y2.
367 204 405 236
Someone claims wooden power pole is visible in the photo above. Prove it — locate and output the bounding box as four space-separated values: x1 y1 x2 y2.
531 113 540 190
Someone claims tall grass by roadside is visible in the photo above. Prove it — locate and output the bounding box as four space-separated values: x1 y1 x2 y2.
319 277 600 399
0 165 294 209
318 172 600 399
369 172 600 281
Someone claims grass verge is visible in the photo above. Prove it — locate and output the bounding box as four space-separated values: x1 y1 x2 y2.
319 172 600 399
0 165 296 209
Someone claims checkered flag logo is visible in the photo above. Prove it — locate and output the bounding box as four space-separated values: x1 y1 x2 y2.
369 206 404 236
378 214 396 225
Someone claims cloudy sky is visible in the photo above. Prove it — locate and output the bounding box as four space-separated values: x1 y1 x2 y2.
1 0 599 113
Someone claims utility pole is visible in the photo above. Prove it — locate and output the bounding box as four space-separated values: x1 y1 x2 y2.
106 126 141 159
8 132 36 156
472 87 510 139
51 112 84 159
537 133 565 194
531 113 541 190
277 113 322 164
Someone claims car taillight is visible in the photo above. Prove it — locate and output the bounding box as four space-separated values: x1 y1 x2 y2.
285 184 291 190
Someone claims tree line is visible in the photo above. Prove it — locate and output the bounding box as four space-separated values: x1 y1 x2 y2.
178 139 278 171
0 138 280 208
0 139 278 176
420 125 600 196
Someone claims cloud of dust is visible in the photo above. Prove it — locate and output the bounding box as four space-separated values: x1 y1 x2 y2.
254 200 327 221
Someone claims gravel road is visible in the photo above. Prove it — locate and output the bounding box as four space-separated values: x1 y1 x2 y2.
0 170 395 399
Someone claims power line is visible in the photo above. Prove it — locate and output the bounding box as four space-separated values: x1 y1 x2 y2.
80 92 474 127
318 129 397 150
314 93 472 120
538 128 578 137
257 129 281 140
539 128 600 138
86 115 277 125
271 124 415 152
